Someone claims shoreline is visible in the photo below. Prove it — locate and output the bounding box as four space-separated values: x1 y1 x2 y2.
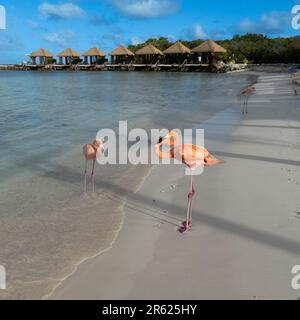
49 107 243 299
0 70 250 300
0 64 297 73
50 71 300 300
47 73 250 299
42 166 155 300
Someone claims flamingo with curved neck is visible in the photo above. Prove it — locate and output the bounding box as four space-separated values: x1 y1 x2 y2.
155 131 224 233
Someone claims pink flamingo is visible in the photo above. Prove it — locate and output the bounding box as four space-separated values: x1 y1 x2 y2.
83 139 104 193
155 131 224 233
241 85 255 114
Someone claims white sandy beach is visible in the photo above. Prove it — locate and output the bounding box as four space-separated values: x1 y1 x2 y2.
50 72 300 300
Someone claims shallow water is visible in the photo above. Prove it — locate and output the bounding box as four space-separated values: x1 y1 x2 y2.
0 71 250 299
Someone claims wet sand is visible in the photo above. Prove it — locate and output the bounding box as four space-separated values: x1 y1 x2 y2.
1 71 253 299
51 72 300 300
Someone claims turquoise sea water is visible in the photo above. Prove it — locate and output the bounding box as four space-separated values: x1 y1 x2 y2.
0 71 250 299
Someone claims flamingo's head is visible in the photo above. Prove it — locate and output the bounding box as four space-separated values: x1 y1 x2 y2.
92 139 104 153
157 130 179 147
155 130 179 159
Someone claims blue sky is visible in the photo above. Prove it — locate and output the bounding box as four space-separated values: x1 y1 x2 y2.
0 0 299 63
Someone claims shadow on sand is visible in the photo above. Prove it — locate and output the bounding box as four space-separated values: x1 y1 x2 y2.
33 156 300 257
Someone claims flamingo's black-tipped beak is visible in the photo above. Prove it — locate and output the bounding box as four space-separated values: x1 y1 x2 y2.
157 137 164 144
157 133 171 145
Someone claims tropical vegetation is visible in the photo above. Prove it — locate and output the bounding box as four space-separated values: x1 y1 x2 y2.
128 34 300 64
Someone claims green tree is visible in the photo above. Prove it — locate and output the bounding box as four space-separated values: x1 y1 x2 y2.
127 33 300 64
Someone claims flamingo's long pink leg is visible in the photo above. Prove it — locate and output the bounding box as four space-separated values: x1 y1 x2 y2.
83 160 88 194
243 94 247 114
181 175 195 233
245 94 249 114
188 175 195 227
241 94 244 114
91 160 96 193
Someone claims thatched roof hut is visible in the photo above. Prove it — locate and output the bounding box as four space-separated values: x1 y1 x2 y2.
135 44 163 64
191 40 227 53
31 48 54 58
136 44 163 56
57 48 80 65
30 48 54 64
163 41 191 55
109 45 134 56
163 41 191 64
109 45 134 64
83 47 106 57
57 48 80 58
82 47 106 64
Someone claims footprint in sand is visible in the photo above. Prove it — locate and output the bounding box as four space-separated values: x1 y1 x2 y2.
285 168 298 173
288 178 300 186
160 184 177 193
154 222 164 228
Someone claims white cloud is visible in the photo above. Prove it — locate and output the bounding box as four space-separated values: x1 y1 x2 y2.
236 11 291 35
130 36 143 45
183 23 208 40
185 23 207 40
39 2 86 21
110 0 180 19
44 31 75 46
209 28 228 39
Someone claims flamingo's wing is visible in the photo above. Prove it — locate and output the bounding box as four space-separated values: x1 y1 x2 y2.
177 144 209 168
84 144 97 160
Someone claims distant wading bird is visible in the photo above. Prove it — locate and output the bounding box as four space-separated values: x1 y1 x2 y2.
83 139 104 193
155 131 224 233
241 85 255 114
